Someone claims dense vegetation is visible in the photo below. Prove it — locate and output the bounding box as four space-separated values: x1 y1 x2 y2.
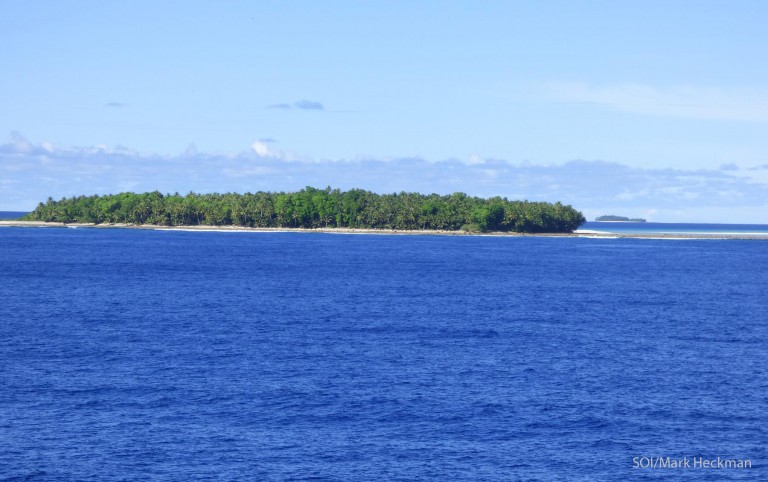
595 215 646 222
24 187 586 233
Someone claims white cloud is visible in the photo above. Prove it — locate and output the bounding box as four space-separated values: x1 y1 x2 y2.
468 154 485 165
543 82 768 122
251 140 271 157
248 140 303 162
223 167 277 177
616 189 648 201
9 132 34 153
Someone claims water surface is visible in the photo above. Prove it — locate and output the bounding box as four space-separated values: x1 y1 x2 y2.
580 221 768 236
1 228 766 480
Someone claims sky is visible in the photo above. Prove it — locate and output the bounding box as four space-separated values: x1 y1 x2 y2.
2 0 768 222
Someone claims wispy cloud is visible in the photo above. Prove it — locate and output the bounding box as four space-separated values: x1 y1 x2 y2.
266 100 325 111
543 83 768 122
2 133 767 222
105 102 127 108
294 99 324 110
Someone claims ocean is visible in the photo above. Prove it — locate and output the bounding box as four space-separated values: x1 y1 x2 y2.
0 211 27 220
1 226 766 480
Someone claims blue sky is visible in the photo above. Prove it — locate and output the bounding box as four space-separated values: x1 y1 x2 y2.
2 1 768 222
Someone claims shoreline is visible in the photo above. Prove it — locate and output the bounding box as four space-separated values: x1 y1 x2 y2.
0 220 553 237
3 220 768 240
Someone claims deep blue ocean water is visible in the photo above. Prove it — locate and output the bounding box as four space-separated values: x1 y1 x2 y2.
0 212 27 220
1 227 767 481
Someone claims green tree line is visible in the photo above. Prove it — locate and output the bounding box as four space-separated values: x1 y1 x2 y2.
23 187 586 233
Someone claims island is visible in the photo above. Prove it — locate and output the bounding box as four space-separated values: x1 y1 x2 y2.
22 187 586 234
595 215 646 222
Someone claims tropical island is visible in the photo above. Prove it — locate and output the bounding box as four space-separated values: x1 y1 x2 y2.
23 187 586 233
595 215 646 222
